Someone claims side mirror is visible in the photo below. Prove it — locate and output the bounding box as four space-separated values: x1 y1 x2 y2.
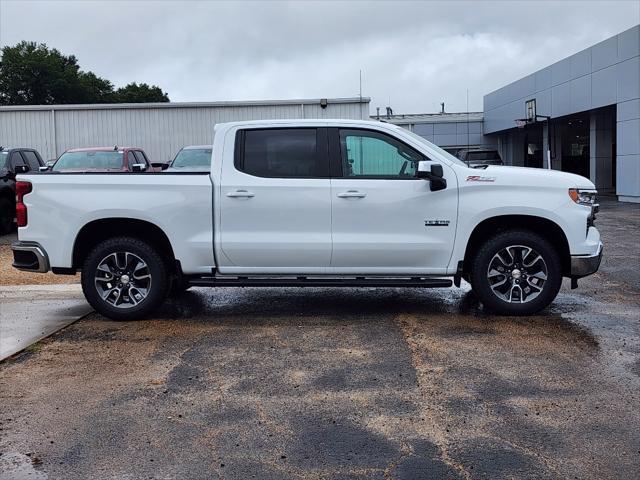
39 166 49 172
151 162 170 171
14 164 30 174
0 167 13 180
131 163 147 172
416 161 447 191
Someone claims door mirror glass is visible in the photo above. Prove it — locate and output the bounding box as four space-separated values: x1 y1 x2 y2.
131 163 147 172
14 164 30 174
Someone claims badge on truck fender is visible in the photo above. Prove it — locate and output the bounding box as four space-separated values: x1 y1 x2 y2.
466 175 496 182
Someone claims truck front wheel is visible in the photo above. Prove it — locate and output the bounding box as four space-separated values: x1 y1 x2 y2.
469 230 562 315
81 237 169 321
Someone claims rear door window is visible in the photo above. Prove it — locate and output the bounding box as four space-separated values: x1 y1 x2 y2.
236 128 328 178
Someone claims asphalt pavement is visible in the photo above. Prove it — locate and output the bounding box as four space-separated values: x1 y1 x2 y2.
0 200 638 479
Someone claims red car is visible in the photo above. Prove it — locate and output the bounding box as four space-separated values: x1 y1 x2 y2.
50 146 162 173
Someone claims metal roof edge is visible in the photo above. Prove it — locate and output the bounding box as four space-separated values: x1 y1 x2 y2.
0 97 371 112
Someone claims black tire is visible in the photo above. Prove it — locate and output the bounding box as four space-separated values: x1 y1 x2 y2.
81 237 169 321
469 230 562 315
0 197 15 234
168 275 191 297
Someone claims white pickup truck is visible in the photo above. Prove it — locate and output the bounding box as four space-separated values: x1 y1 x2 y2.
12 119 602 320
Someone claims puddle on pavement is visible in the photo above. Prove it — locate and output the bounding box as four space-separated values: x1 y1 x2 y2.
80 284 638 382
0 452 47 480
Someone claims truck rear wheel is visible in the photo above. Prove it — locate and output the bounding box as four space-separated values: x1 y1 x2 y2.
81 237 169 321
0 198 14 234
469 230 562 315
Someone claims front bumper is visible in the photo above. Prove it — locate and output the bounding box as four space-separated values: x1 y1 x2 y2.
11 241 50 273
570 242 603 278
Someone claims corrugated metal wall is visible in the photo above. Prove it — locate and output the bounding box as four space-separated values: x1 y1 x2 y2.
0 98 370 163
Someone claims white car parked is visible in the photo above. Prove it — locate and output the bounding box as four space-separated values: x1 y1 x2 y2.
12 119 602 320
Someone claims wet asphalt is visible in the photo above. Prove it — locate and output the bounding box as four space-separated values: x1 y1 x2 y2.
0 200 639 479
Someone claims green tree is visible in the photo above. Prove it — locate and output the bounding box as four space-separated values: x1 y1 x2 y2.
114 82 169 103
78 72 116 103
0 41 85 104
0 41 170 105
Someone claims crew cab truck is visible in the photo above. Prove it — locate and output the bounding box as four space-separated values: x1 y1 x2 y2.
11 120 603 320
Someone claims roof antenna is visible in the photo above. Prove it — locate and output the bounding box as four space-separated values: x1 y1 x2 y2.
466 89 470 150
114 145 118 151
440 102 445 114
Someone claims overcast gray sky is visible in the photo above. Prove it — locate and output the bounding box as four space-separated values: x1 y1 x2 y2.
0 0 638 113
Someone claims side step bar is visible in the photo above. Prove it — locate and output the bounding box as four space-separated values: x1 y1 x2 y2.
187 276 453 288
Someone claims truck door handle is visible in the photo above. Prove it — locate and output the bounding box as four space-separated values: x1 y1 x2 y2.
226 189 255 198
337 190 367 198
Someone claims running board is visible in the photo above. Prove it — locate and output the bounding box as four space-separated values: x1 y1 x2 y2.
187 276 453 288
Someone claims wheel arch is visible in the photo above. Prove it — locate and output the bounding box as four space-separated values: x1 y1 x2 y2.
72 218 178 272
462 215 571 276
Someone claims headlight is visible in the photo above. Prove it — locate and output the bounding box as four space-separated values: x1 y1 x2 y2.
569 188 597 206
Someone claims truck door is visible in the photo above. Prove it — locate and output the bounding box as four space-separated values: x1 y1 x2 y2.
328 128 458 274
218 127 332 274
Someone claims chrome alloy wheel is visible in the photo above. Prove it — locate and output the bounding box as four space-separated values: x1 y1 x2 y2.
94 252 152 309
487 245 548 303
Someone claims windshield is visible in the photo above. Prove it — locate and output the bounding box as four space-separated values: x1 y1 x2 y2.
171 148 212 168
399 128 468 167
53 151 123 171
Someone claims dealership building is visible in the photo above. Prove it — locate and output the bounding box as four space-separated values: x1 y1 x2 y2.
387 25 639 203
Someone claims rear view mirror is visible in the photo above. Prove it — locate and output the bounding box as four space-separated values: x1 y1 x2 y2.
39 166 50 172
416 161 447 191
14 165 30 174
131 163 147 172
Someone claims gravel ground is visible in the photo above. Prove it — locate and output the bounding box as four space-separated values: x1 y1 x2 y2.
0 200 638 479
0 233 78 285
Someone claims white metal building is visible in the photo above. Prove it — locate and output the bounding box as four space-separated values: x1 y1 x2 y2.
0 97 370 163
